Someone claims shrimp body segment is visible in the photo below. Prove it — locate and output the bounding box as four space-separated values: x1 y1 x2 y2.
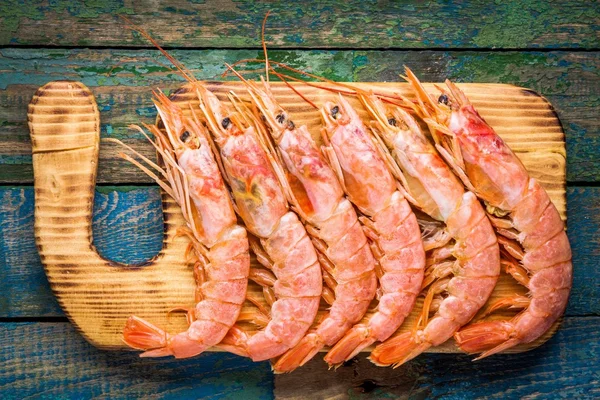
319 96 426 366
198 87 322 362
242 80 378 373
361 94 500 367
403 69 572 359
120 93 250 358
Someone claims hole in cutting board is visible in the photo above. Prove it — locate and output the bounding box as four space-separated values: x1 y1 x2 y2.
92 186 164 265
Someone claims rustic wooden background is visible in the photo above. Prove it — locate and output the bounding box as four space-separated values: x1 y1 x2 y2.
1 1 598 398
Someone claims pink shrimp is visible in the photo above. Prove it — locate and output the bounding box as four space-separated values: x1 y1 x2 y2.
317 95 426 367
197 86 323 362
361 92 501 367
235 75 377 373
111 92 250 358
402 68 572 359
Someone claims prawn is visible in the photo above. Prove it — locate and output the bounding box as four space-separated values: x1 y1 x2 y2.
111 92 250 358
197 84 323 362
402 68 572 359
231 71 377 373
319 95 426 367
360 92 501 367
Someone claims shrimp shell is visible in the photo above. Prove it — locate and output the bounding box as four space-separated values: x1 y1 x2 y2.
198 86 323 362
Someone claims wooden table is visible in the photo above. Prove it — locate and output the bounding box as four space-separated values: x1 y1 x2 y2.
1 2 598 398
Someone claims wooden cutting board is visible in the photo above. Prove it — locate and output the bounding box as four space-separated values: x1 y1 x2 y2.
28 80 566 354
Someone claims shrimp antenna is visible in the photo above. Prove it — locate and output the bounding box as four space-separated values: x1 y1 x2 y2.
268 68 318 110
120 16 197 84
223 58 413 111
262 11 271 83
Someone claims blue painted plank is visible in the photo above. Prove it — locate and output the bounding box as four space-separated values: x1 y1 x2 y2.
0 0 597 49
0 185 597 318
0 317 596 399
0 187 163 317
0 322 273 399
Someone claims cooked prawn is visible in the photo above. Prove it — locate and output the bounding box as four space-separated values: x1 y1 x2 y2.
317 95 426 367
197 85 323 361
360 92 501 368
402 67 572 359
110 92 250 358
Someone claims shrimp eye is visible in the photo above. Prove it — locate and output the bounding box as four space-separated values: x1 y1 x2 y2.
287 120 295 130
221 117 231 129
438 94 449 105
276 113 285 124
331 105 339 118
388 117 397 127
180 131 191 142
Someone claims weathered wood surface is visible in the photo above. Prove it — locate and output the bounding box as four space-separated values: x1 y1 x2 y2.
1 49 598 183
1 322 274 399
2 317 598 398
1 0 598 49
2 1 598 398
27 79 567 352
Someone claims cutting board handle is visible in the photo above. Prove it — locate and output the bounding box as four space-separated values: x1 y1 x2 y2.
28 81 195 348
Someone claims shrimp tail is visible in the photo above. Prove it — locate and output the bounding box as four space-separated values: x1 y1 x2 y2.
272 333 323 374
369 332 430 367
123 316 167 350
218 325 252 358
123 316 213 358
454 320 519 360
324 326 376 366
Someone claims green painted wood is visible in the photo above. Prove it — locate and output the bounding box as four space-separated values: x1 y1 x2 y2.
0 48 353 184
274 316 599 399
0 317 597 398
0 322 274 399
1 186 597 319
352 51 600 183
0 49 597 183
0 1 598 49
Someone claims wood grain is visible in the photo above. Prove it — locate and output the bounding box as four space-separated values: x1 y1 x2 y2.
29 80 568 355
29 81 195 349
2 49 597 183
1 0 597 49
